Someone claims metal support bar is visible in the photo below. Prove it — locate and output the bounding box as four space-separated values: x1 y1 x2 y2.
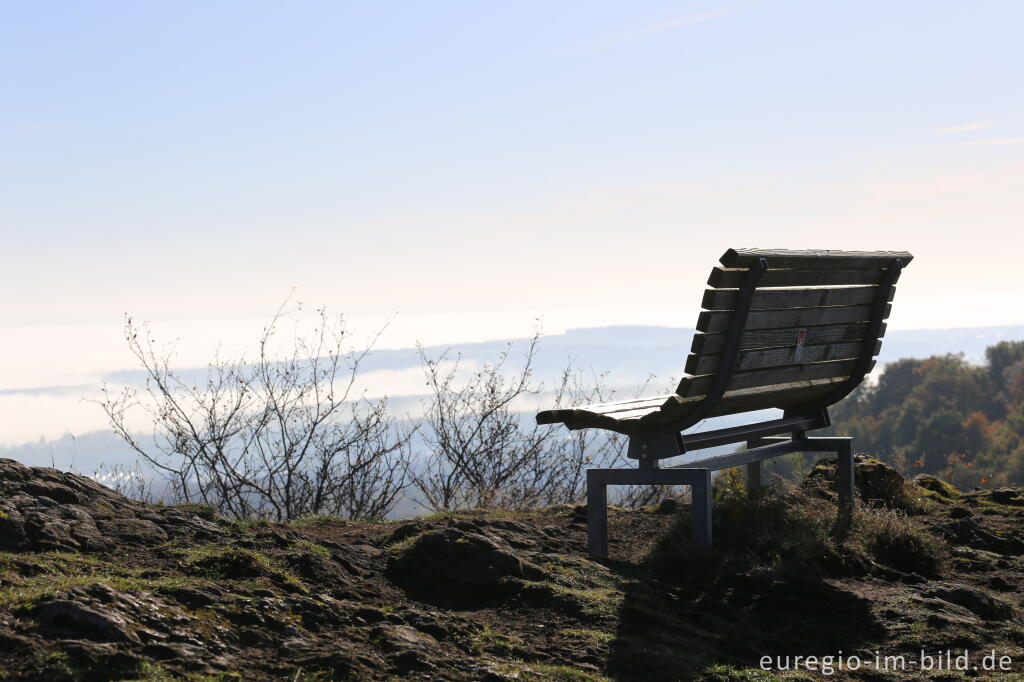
673 439 800 471
589 433 856 558
749 434 856 529
638 457 660 471
750 435 853 452
586 470 609 559
691 469 712 547
587 439 803 557
589 413 860 557
586 467 712 558
749 435 855 504
587 467 713 487
679 413 826 452
746 460 762 492
630 412 830 461
627 431 682 461
836 438 855 515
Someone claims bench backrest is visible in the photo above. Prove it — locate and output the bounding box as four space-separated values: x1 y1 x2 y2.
669 248 912 427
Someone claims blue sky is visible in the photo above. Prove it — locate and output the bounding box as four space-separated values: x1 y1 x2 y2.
2 1 1024 440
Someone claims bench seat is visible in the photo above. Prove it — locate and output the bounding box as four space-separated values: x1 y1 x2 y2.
536 376 849 435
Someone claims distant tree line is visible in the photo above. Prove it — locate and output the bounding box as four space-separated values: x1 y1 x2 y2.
831 340 1024 489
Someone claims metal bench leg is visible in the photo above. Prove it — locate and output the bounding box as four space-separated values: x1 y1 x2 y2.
836 439 855 515
586 470 609 559
691 469 713 547
746 460 762 493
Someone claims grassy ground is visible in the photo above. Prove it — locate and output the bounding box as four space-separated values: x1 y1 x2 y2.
2 456 1024 680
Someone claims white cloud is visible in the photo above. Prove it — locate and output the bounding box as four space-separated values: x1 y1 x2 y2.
953 137 1024 147
0 384 94 397
559 1 762 54
930 122 994 134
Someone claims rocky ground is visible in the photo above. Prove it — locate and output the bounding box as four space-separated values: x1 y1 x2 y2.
2 456 1024 681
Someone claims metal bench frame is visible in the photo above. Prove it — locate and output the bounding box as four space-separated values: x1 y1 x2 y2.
580 253 906 558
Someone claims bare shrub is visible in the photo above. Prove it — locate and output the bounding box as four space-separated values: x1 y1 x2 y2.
412 332 669 511
412 332 555 510
96 303 412 521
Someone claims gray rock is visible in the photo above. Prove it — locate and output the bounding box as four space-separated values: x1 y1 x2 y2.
937 517 1024 555
990 488 1024 506
81 583 145 610
26 516 81 551
22 481 81 504
98 518 169 544
0 458 226 553
0 515 28 550
374 623 440 653
166 586 219 608
70 519 114 551
923 582 1015 620
0 458 31 480
35 599 138 642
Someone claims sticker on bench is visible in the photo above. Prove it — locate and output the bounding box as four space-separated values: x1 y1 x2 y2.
793 328 807 362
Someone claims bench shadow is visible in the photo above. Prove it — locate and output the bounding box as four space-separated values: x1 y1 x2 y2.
603 498 887 680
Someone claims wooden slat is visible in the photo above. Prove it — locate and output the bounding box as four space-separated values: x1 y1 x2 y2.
539 375 858 435
600 405 672 420
646 377 850 427
536 396 675 432
701 286 889 311
570 395 666 413
588 397 671 415
536 410 644 432
698 303 889 334
707 378 849 417
685 339 880 375
692 321 885 355
677 359 870 397
708 267 887 288
542 359 865 425
720 248 913 269
553 377 851 434
536 396 671 425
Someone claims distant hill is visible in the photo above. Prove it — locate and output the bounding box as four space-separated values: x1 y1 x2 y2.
5 324 1024 475
100 323 1024 391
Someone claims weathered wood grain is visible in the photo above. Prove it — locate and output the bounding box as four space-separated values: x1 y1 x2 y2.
691 321 885 354
648 377 851 426
697 303 889 334
720 248 913 269
537 377 852 435
678 358 870 396
535 396 668 424
708 267 888 288
583 397 668 415
575 396 666 413
701 286 890 311
685 339 880 375
535 395 675 432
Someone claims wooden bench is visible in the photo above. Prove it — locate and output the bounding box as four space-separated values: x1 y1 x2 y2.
536 248 912 558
